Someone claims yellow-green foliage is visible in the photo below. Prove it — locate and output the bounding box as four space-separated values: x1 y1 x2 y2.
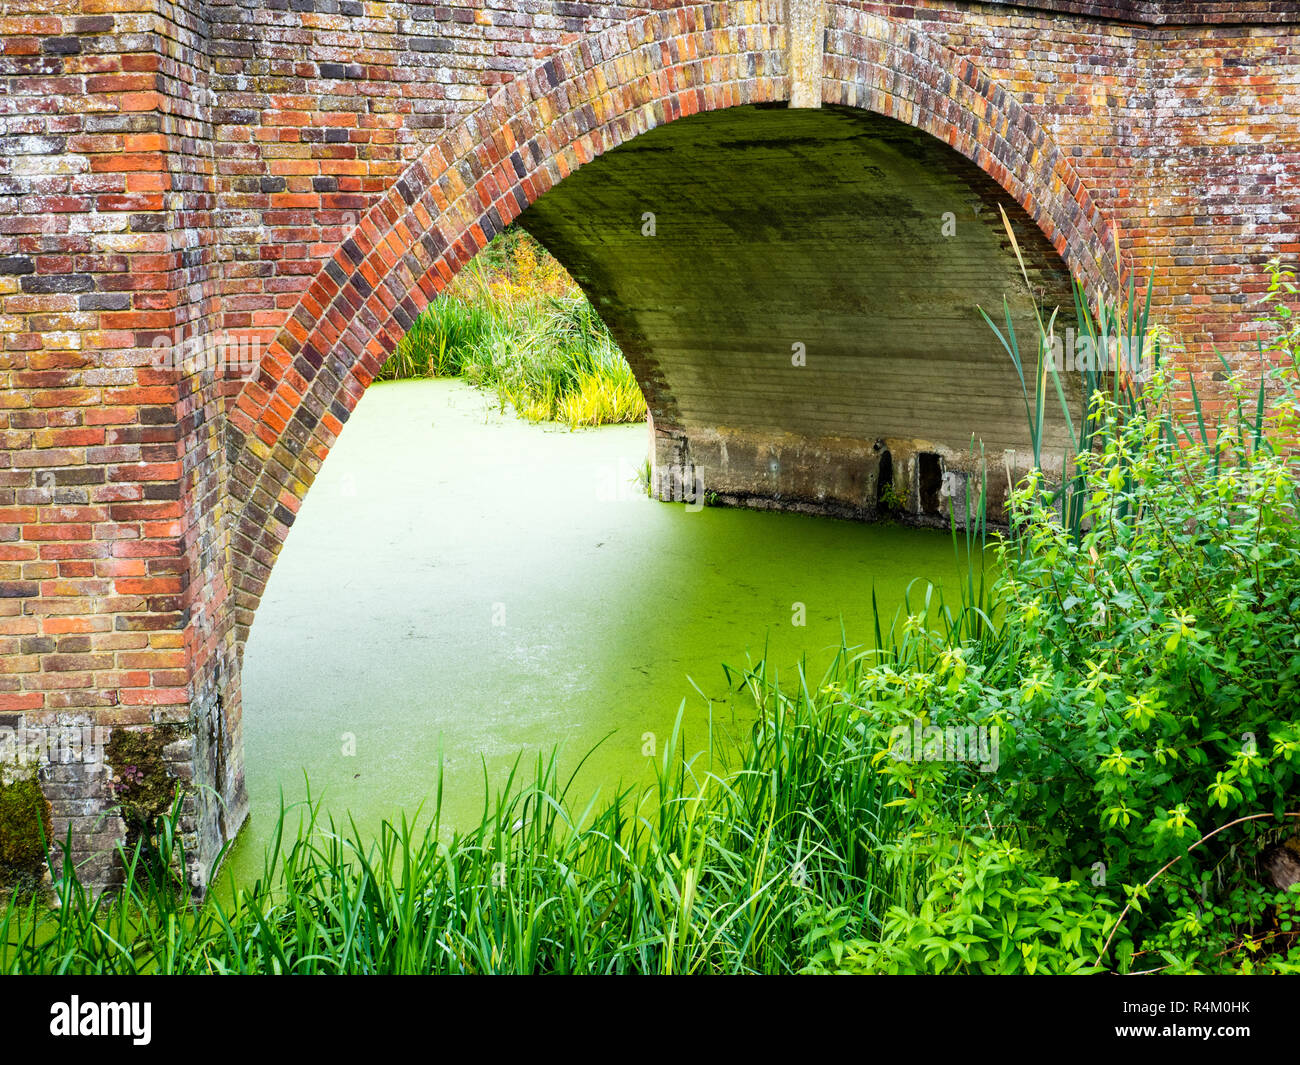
555 371 646 427
0 777 51 893
382 229 647 429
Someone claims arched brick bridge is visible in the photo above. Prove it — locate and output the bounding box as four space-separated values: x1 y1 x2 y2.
2 0 1298 890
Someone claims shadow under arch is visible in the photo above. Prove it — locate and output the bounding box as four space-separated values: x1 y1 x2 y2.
223 0 1123 652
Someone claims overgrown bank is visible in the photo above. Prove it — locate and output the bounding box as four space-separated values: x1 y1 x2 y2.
377 230 646 428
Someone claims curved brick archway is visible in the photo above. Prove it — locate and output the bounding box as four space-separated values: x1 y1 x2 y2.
223 1 1122 656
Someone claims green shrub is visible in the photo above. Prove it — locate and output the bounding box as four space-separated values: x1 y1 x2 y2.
833 258 1300 973
801 839 1115 974
0 777 51 895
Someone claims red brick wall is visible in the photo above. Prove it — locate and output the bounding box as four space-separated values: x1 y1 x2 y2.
891 0 1300 409
0 0 217 885
2 0 1298 888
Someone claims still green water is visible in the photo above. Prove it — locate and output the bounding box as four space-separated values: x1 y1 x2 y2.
222 379 971 884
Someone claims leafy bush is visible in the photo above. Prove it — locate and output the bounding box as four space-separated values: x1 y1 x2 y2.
823 259 1300 973
801 839 1115 974
0 777 51 895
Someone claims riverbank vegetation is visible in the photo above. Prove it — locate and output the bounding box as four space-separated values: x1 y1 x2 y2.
3 255 1299 975
376 230 646 428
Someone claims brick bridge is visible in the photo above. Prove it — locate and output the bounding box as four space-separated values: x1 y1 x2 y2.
2 0 1298 890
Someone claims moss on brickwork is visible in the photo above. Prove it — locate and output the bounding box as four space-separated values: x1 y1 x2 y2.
106 725 182 845
0 776 52 894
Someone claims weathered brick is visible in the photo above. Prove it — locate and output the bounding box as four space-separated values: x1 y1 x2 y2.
20 274 95 294
41 37 82 56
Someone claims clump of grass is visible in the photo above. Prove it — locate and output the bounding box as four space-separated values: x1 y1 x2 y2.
379 296 497 380
378 231 648 429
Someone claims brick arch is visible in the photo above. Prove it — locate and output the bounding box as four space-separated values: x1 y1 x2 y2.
823 5 1122 298
223 0 1123 650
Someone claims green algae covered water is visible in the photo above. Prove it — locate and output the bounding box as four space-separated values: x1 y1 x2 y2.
221 379 976 884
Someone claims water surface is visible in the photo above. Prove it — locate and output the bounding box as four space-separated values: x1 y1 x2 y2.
224 380 969 883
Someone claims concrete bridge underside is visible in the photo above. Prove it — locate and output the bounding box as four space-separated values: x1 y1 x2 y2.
521 103 1077 524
